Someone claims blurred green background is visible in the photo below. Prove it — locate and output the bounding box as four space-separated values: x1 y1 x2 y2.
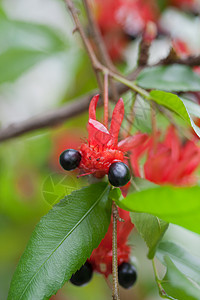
1 0 200 299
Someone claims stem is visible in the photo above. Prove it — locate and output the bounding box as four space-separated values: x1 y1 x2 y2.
64 0 103 92
104 72 109 127
112 202 120 300
150 102 157 152
152 259 168 298
109 72 151 100
83 0 117 73
83 0 120 102
65 0 150 101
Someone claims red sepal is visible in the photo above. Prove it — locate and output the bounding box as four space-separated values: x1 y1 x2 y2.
89 94 99 120
109 98 124 146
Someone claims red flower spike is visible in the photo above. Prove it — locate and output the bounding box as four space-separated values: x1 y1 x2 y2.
89 208 134 278
79 95 147 178
92 0 160 61
130 126 200 186
109 98 124 146
88 94 99 120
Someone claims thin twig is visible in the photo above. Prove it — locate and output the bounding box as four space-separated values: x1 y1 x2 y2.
0 70 142 143
83 0 117 73
159 54 200 66
66 0 150 100
104 72 109 127
112 202 120 300
64 0 104 92
0 94 93 142
83 0 120 101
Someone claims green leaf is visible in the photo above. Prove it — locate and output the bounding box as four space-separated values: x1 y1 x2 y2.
0 11 67 83
136 65 200 92
150 90 200 137
181 97 200 119
0 49 47 83
157 241 200 285
131 213 168 259
8 183 111 300
116 185 200 234
161 257 200 300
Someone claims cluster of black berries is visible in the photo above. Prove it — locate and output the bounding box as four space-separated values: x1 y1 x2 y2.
59 149 131 187
70 261 137 289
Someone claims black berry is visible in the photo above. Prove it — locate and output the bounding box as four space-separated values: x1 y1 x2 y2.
59 149 81 171
118 262 137 289
108 162 131 187
70 261 93 286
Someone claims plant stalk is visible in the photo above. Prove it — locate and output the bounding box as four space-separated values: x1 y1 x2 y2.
112 202 120 300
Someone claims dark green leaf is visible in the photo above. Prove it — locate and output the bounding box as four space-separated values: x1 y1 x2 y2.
131 213 168 259
161 257 200 300
8 183 111 300
136 65 200 92
157 241 200 285
116 185 200 234
150 90 200 137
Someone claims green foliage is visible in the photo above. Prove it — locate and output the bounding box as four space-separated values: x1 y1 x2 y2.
161 257 200 300
136 65 200 92
157 241 200 285
182 97 200 119
116 185 200 234
150 90 200 137
0 9 67 84
131 213 168 259
8 183 111 300
0 49 47 83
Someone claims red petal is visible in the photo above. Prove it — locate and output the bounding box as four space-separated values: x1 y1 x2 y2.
164 126 180 161
89 94 99 120
118 133 148 152
88 119 111 148
109 98 124 146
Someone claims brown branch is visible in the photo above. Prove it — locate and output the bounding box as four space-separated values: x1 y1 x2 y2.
0 71 141 143
83 0 117 73
158 53 200 66
0 94 94 142
64 0 104 92
83 0 119 101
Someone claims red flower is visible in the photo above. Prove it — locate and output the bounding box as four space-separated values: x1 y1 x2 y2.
130 126 200 186
93 0 159 60
89 208 134 277
94 0 159 36
79 94 147 178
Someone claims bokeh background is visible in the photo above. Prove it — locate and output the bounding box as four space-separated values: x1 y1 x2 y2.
1 0 200 299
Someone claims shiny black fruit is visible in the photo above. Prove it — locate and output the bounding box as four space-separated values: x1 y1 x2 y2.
59 149 81 171
118 262 137 289
108 162 131 187
70 261 93 287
